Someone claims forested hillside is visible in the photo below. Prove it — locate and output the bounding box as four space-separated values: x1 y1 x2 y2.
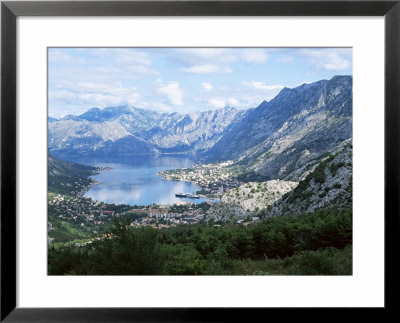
49 207 352 275
48 154 100 196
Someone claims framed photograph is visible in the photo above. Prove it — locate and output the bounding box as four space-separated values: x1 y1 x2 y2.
1 0 399 321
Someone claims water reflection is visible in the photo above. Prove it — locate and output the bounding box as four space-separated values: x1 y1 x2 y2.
63 155 206 206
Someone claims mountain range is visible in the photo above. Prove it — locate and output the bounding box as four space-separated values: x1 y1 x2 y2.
206 75 352 181
48 75 352 181
49 105 246 156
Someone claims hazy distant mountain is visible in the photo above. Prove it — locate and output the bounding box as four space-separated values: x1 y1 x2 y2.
48 75 352 179
48 106 245 157
205 75 352 181
66 105 182 132
139 107 247 152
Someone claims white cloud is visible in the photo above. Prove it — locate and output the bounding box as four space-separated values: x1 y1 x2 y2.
127 65 159 75
241 80 284 91
49 50 159 100
48 50 86 64
49 90 76 101
208 98 226 109
301 49 351 71
228 98 240 107
87 64 158 78
202 82 213 91
76 82 137 94
141 102 174 113
89 48 152 66
182 64 232 74
158 82 184 106
169 48 236 65
114 50 151 65
168 48 270 66
178 49 268 74
241 49 268 64
323 58 350 71
49 48 351 116
49 82 140 111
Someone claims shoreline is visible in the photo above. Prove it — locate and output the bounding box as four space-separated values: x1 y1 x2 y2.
74 160 217 206
76 166 111 198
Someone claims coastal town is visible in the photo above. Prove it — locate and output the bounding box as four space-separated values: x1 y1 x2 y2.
48 157 290 247
48 192 212 243
159 160 244 197
47 157 278 247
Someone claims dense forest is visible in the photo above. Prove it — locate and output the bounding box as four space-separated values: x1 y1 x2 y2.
48 207 352 275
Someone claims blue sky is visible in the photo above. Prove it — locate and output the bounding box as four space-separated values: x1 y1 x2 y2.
48 48 352 118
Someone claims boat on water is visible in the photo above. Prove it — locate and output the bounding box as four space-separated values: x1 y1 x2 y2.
175 193 188 198
186 193 200 199
175 193 200 199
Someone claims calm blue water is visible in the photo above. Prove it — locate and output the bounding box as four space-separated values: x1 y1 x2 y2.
63 155 207 206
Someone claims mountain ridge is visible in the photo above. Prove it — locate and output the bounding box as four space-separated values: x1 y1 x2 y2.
204 75 352 181
48 75 352 173
48 105 246 157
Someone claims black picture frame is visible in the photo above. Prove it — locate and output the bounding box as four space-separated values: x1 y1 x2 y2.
1 0 399 321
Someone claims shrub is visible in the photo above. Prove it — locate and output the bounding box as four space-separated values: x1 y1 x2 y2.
285 246 352 275
329 162 346 177
332 183 342 189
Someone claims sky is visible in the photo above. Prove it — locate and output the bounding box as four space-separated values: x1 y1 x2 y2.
48 48 352 118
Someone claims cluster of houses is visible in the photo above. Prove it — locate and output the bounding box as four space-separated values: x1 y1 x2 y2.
148 208 183 220
119 205 207 228
160 161 240 193
100 210 115 216
49 194 64 204
145 207 204 223
50 188 214 237
56 209 117 223
131 215 203 228
160 161 243 198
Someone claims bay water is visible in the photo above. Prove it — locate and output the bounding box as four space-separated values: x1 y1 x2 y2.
64 155 207 206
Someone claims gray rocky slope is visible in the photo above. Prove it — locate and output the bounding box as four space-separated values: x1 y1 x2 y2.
49 75 352 184
205 141 352 222
48 106 245 156
205 75 352 181
49 75 353 221
266 141 353 217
